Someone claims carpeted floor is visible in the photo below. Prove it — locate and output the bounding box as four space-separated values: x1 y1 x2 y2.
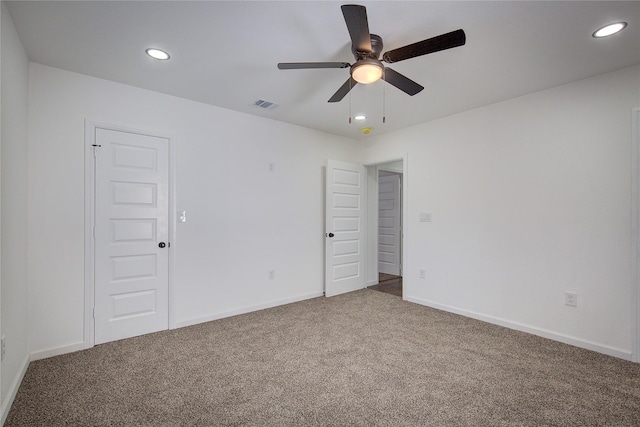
6 289 640 426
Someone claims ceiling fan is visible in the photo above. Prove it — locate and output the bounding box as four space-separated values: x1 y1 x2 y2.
278 4 466 103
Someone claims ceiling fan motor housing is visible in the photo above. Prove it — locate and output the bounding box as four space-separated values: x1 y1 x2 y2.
352 34 384 60
350 34 385 84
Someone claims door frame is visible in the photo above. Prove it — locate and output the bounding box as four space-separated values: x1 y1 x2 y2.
83 120 177 348
632 108 640 363
364 154 408 299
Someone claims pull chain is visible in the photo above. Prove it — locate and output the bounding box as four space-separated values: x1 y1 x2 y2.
382 71 386 124
348 78 353 124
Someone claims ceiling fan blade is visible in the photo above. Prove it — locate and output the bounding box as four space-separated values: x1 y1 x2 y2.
341 5 372 53
278 62 350 70
328 77 358 103
382 29 466 63
383 68 424 96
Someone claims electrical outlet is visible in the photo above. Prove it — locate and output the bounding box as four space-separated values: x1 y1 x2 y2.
419 269 426 279
565 292 578 307
268 162 275 173
268 269 275 280
1 336 6 361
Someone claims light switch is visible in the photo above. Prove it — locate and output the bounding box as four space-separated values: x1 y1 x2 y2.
419 212 431 222
179 211 187 223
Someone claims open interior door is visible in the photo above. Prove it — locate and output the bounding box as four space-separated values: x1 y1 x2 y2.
325 160 366 297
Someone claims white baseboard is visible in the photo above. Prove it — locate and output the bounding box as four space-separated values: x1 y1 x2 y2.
175 291 325 329
1 354 30 426
406 296 632 361
2 341 92 424
30 292 326 359
29 341 90 362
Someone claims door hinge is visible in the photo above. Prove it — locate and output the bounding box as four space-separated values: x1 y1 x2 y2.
92 307 95 319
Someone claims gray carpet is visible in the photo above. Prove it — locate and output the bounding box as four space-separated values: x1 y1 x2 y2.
6 289 640 426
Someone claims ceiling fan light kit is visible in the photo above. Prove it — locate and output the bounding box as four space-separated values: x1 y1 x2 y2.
277 4 466 105
351 59 384 84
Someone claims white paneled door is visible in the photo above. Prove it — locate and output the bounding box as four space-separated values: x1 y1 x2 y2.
94 128 169 344
325 160 366 297
378 173 401 276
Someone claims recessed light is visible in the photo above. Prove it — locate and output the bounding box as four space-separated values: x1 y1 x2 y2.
592 22 627 38
145 48 170 60
354 115 367 120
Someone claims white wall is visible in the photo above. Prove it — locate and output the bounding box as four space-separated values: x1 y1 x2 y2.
19 50 640 369
1 1 30 420
361 65 640 359
27 63 360 356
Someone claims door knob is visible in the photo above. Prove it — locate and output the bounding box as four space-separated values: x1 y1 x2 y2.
328 233 335 238
158 242 166 248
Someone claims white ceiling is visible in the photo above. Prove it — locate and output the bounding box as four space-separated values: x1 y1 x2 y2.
5 1 640 140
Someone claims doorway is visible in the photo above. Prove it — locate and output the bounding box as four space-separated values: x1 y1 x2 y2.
324 157 407 300
378 170 402 276
366 159 404 298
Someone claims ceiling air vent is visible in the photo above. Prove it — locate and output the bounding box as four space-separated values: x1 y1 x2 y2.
252 99 279 110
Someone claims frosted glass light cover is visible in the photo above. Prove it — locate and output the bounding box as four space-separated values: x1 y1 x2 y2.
352 62 383 84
